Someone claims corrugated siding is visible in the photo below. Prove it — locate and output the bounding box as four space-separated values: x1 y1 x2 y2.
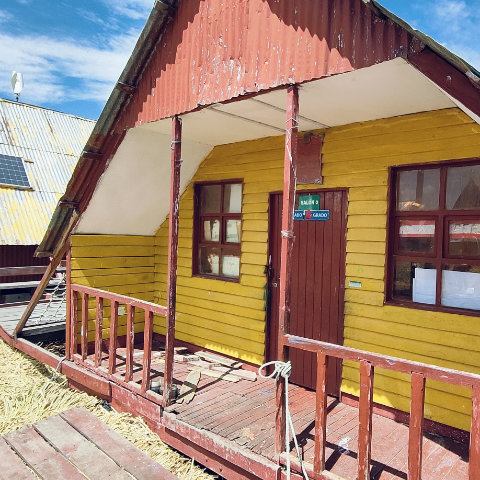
70 235 155 341
0 99 94 245
120 0 411 129
153 107 480 431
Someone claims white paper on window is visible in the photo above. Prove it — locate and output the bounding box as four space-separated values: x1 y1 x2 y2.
442 270 480 310
207 252 220 275
412 267 436 305
226 219 241 243
204 220 220 241
222 255 240 277
227 184 242 213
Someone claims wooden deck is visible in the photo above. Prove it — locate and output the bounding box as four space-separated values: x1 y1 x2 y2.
0 407 177 480
79 346 469 480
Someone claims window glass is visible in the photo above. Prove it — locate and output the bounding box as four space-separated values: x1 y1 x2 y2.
224 183 242 213
222 255 240 278
397 219 435 254
225 219 241 243
446 165 480 210
441 265 480 310
203 219 220 242
397 168 440 211
200 184 222 213
448 221 480 258
393 260 436 304
199 247 220 275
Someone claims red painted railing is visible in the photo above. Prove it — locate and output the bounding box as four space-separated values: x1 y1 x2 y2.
68 284 168 400
283 334 480 480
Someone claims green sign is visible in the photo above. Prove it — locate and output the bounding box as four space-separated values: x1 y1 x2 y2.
298 194 320 211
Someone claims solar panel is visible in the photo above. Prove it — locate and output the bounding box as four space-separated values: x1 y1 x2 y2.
0 154 30 188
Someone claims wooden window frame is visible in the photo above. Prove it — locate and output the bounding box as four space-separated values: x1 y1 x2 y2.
386 158 480 316
192 179 243 282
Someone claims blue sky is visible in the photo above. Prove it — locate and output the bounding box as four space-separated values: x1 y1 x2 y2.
0 0 478 120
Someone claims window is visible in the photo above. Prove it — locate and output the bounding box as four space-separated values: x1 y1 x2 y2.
193 181 242 280
0 154 30 188
388 161 480 312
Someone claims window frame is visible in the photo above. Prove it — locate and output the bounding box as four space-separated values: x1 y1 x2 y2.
192 179 243 282
386 158 480 316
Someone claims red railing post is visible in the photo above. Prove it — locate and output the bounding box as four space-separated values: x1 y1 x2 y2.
125 304 135 382
470 385 480 479
94 296 104 367
65 245 72 360
108 300 119 374
408 372 426 480
70 289 78 358
276 84 299 456
80 292 89 360
314 352 328 475
141 309 154 394
358 360 374 480
164 115 182 406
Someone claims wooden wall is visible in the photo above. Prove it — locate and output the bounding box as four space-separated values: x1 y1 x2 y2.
153 107 480 430
70 235 155 341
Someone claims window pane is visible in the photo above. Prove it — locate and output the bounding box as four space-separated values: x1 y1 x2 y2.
199 247 220 275
203 219 220 242
449 222 480 258
442 265 480 310
393 260 436 304
224 183 242 213
446 165 480 210
397 168 440 211
226 219 241 243
222 254 240 278
200 184 221 213
398 219 435 254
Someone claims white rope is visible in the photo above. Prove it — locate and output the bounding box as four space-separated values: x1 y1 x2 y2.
258 361 309 480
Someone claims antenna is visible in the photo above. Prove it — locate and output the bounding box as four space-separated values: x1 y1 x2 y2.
11 71 23 102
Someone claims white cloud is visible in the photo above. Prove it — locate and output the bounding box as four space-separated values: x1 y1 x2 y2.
0 9 12 22
0 29 140 106
103 0 153 20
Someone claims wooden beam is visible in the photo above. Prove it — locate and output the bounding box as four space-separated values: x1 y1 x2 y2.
0 266 48 277
14 241 69 338
470 385 480 480
276 84 299 457
408 372 426 480
163 115 182 406
358 360 374 480
65 245 72 360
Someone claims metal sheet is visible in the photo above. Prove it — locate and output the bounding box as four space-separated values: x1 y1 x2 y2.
0 99 94 245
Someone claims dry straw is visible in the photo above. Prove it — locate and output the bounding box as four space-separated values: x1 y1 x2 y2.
0 340 214 480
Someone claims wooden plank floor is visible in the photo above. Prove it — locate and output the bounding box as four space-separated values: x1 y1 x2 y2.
95 346 469 480
0 407 177 480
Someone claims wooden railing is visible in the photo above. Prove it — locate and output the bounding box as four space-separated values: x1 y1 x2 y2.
283 334 480 480
69 284 168 400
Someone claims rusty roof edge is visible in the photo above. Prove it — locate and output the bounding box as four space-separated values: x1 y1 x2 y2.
36 0 178 257
367 0 480 82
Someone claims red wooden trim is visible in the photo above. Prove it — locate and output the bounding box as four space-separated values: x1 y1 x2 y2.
65 246 72 360
141 309 154 394
94 296 104 367
285 334 480 388
313 352 328 475
357 360 374 480
70 289 78 359
71 284 167 316
164 115 182 406
108 300 119 375
124 304 135 383
80 292 88 360
408 372 426 480
470 385 480 480
276 84 299 456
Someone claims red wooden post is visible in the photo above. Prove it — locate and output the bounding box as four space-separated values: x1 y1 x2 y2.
276 84 299 456
408 372 426 480
314 352 328 475
141 309 154 394
125 304 135 382
470 385 480 479
108 300 119 374
80 292 89 361
358 360 374 480
70 289 78 358
94 296 104 367
164 115 182 406
65 245 72 360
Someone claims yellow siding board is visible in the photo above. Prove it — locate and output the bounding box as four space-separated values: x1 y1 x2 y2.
71 235 154 247
71 256 154 270
345 264 385 280
347 215 386 229
73 245 154 258
346 229 386 242
346 241 385 255
345 277 384 292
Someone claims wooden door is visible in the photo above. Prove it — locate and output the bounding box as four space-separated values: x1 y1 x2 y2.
267 190 347 395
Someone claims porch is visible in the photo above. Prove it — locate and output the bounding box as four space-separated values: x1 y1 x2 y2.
62 283 474 480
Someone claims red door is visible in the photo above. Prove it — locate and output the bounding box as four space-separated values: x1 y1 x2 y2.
267 190 347 395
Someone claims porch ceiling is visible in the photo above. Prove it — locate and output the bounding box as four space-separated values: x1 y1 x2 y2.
75 58 465 236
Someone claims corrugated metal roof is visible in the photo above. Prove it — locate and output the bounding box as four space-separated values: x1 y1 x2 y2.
0 99 94 245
